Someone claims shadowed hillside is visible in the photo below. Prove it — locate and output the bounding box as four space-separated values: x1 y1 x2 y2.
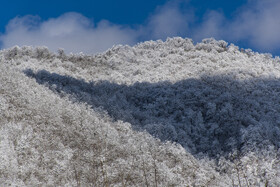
24 69 280 160
0 37 280 186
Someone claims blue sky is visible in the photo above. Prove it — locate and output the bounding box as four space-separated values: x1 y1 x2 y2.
0 0 279 56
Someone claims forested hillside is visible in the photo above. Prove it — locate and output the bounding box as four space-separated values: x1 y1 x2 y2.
0 37 279 186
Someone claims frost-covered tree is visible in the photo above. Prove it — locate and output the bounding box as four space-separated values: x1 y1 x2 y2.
0 37 280 186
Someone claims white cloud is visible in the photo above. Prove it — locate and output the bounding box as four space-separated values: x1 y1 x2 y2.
192 10 226 42
192 0 280 53
0 12 137 54
230 0 280 51
0 2 194 54
1 0 280 54
144 1 192 40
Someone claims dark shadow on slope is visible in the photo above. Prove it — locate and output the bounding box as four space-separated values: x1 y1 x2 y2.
24 69 280 159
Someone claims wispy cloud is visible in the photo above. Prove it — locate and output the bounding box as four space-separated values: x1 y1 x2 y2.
1 0 280 54
147 0 280 54
0 1 193 54
0 12 137 54
192 10 226 42
143 0 192 40
192 0 280 53
230 0 280 51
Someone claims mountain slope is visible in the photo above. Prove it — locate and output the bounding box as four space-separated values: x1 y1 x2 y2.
0 37 279 186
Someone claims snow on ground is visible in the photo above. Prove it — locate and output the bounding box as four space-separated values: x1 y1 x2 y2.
0 37 279 186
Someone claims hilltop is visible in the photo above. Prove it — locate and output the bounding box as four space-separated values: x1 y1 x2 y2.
0 37 279 186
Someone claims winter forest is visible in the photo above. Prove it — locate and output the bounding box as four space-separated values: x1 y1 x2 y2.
0 37 279 186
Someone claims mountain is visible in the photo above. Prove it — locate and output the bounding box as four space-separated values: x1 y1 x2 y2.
0 37 279 186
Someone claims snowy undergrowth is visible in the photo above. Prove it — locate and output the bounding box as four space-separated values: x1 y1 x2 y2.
0 37 280 186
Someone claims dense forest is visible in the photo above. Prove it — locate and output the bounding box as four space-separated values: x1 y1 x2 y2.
0 37 279 186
